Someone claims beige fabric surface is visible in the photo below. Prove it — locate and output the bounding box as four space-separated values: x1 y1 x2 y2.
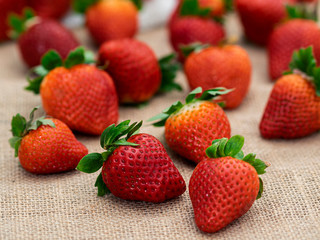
1 15 320 240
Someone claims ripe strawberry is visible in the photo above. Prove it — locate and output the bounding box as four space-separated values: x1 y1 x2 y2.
26 47 119 135
235 0 297 45
268 8 320 80
77 120 186 202
189 135 268 233
26 0 71 19
98 38 181 104
9 107 88 174
73 0 141 45
261 47 320 139
169 0 225 61
9 9 79 67
184 43 251 109
0 0 26 42
149 87 231 164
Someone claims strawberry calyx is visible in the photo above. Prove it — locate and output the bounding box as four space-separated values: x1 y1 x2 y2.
148 87 232 127
179 0 224 23
26 47 95 94
286 4 317 21
158 53 182 93
9 106 55 157
180 42 211 58
206 135 268 199
77 120 142 196
8 8 36 39
285 47 320 96
73 0 142 13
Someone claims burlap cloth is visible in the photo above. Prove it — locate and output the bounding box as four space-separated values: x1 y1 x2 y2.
0 14 319 240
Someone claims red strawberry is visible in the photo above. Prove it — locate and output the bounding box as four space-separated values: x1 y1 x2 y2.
98 38 181 104
77 120 186 202
261 47 320 139
9 107 88 174
236 0 297 45
149 87 231 164
268 10 320 80
189 135 268 233
73 0 140 45
26 0 71 19
184 43 251 109
9 9 79 67
169 0 225 61
26 47 119 135
0 0 26 42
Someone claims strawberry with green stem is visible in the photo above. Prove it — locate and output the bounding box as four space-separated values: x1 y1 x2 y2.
77 120 186 202
261 47 320 139
189 135 268 233
169 0 226 61
73 0 142 45
9 107 88 174
9 8 79 67
26 47 119 135
149 87 232 164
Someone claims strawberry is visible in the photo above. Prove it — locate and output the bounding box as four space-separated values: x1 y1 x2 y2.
149 87 231 164
0 0 26 42
9 9 79 68
26 47 119 135
73 0 141 45
77 120 186 202
260 47 320 139
189 135 268 233
169 0 225 61
184 43 251 109
235 0 297 45
9 107 88 174
268 6 320 80
98 38 181 104
26 0 71 19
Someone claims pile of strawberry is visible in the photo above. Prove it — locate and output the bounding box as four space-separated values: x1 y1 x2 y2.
4 0 320 235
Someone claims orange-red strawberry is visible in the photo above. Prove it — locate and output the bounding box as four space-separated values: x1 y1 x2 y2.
26 0 71 19
9 9 79 67
189 135 268 233
184 43 251 109
268 10 320 80
261 47 320 139
236 0 297 45
9 107 88 174
0 0 26 42
26 47 119 135
149 87 231 164
98 38 181 103
73 0 141 45
77 120 186 202
169 0 225 61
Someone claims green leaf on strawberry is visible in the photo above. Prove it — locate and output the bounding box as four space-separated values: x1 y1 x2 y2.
180 0 211 17
286 5 317 21
158 54 182 93
26 47 95 94
149 87 232 127
72 0 100 13
130 0 143 10
8 8 35 39
285 47 320 97
9 107 55 157
180 42 211 58
77 120 143 196
205 135 268 199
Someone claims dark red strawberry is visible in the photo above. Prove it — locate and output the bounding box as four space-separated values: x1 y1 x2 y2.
189 135 268 232
9 9 79 67
77 120 186 202
0 0 26 42
26 0 71 19
98 38 181 104
9 107 88 174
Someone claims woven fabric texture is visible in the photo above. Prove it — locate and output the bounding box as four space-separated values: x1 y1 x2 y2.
0 15 319 240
